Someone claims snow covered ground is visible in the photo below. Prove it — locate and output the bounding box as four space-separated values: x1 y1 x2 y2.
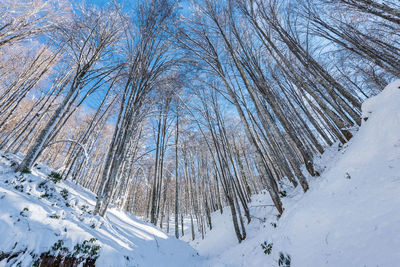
1 80 399 267
187 80 400 267
0 154 203 267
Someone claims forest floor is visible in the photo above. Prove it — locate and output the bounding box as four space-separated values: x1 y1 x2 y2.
0 80 399 267
185 80 400 266
0 153 203 267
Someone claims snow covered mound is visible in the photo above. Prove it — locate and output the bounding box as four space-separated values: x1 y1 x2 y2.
190 80 400 267
0 155 202 267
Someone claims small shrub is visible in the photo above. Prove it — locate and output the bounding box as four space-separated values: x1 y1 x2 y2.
20 207 29 217
261 241 273 255
49 214 60 219
21 167 31 174
41 193 50 198
38 181 56 199
279 190 287 197
44 238 100 266
48 172 62 183
270 222 277 228
33 258 40 267
51 240 64 251
278 253 291 267
60 189 69 200
73 238 100 259
81 205 91 214
14 185 24 192
38 181 47 189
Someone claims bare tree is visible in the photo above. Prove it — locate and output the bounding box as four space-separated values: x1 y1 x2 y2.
17 5 121 172
94 0 178 217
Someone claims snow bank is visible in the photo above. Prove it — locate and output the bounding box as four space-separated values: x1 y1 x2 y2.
0 154 203 267
190 80 400 267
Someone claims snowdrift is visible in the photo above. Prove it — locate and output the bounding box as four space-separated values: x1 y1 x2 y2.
0 155 202 266
189 80 400 266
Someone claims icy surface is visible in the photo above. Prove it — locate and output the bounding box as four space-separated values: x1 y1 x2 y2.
0 154 203 267
187 80 400 267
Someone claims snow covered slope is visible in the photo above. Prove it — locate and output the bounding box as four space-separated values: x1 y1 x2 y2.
0 155 203 267
1 80 399 267
189 80 400 267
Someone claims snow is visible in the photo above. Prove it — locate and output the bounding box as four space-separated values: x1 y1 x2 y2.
1 80 400 267
188 80 400 267
0 154 203 267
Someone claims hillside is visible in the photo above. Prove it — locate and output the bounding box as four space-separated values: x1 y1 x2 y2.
0 154 203 267
187 80 400 267
0 80 399 266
